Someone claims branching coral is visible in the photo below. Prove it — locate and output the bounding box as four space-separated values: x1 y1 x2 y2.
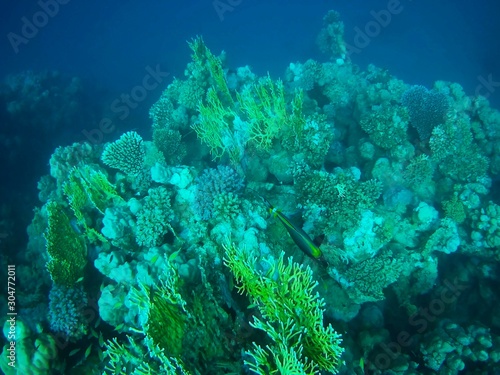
294 165 381 232
359 104 409 150
102 335 191 375
101 131 145 175
193 87 238 161
223 242 344 374
403 154 434 186
340 250 406 303
135 186 175 248
152 128 185 164
430 114 489 182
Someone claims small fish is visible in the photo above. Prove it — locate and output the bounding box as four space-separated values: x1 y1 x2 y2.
94 317 101 329
84 344 92 359
98 332 104 347
90 328 98 339
150 253 160 265
115 323 124 331
258 195 327 265
69 348 81 357
113 300 124 309
76 276 84 283
168 248 182 262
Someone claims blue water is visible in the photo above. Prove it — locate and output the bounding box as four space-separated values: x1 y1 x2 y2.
2 0 499 104
1 1 500 374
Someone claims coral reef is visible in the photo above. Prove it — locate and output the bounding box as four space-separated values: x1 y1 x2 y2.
12 8 500 375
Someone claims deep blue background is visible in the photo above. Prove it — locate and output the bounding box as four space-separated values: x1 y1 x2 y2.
0 0 499 250
2 0 499 111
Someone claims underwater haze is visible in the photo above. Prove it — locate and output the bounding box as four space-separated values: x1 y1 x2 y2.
1 1 500 374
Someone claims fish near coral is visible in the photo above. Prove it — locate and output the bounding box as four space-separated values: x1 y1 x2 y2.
260 195 328 266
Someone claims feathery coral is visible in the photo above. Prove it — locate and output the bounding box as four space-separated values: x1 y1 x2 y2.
223 242 343 374
44 201 87 287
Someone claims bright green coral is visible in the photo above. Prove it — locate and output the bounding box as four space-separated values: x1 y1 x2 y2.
63 164 121 243
102 335 191 375
188 35 233 106
125 259 189 369
193 87 238 161
44 201 87 287
237 75 288 150
65 165 121 214
223 242 344 374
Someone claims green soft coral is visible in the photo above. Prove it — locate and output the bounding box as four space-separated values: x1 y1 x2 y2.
193 87 238 161
44 201 87 287
223 242 344 374
103 335 191 375
63 164 120 243
188 35 233 106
